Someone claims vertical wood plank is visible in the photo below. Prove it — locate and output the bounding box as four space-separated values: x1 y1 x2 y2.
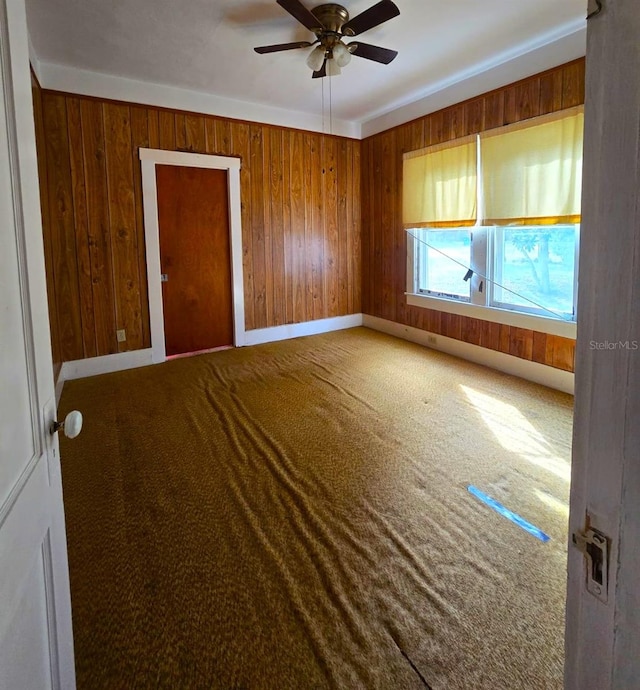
380 131 395 321
449 104 468 139
282 129 293 323
303 133 314 321
562 59 586 109
103 102 143 352
80 99 118 356
430 111 445 145
42 93 84 361
175 113 187 149
508 327 534 360
66 97 97 358
466 98 485 134
371 134 383 317
513 78 541 122
498 325 511 354
416 119 427 149
215 119 232 156
479 321 501 351
263 126 274 326
310 134 324 320
337 138 349 316
158 110 176 150
147 109 160 149
504 85 518 125
351 139 362 314
532 331 548 365
130 106 151 348
269 127 285 325
250 124 267 329
205 117 217 153
290 130 306 323
484 91 505 129
461 317 481 346
360 138 371 314
185 114 206 152
324 135 339 317
539 68 564 115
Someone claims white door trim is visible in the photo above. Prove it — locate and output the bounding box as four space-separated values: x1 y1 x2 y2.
139 148 245 363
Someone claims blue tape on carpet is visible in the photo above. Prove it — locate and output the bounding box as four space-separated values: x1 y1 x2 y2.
467 485 550 543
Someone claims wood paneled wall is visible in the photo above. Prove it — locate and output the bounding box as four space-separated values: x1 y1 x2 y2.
31 82 361 363
361 59 585 372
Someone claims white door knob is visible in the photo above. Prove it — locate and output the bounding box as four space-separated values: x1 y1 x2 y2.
51 410 83 439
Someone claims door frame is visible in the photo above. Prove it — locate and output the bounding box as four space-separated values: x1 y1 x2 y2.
140 148 245 363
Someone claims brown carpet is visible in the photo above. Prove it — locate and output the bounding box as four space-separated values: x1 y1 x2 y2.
59 327 573 689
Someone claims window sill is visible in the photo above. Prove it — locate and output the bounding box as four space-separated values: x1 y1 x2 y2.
406 293 577 339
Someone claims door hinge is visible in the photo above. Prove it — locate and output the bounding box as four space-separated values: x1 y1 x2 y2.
161 273 169 282
572 527 609 603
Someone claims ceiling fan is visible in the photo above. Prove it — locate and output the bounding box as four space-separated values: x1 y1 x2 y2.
254 0 400 78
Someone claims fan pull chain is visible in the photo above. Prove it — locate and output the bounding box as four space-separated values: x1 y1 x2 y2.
329 72 333 135
321 76 325 133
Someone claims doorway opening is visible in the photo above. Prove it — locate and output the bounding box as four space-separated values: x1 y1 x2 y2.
140 149 246 364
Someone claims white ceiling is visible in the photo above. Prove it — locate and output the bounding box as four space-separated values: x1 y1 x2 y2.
25 0 587 136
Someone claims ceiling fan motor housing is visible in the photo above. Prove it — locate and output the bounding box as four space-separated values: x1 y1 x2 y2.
311 4 351 35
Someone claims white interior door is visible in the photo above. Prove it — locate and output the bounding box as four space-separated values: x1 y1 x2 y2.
565 1 640 687
0 0 75 688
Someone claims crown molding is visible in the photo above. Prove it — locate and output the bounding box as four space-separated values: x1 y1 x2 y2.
37 61 362 139
361 18 586 138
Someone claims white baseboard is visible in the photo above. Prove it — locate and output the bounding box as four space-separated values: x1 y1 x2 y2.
59 348 154 387
243 314 363 346
363 315 574 394
53 316 364 400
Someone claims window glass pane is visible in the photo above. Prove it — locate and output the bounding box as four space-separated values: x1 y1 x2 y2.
492 225 577 317
415 229 471 300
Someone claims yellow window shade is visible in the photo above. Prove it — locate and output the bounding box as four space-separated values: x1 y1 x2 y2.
481 107 584 225
403 135 477 228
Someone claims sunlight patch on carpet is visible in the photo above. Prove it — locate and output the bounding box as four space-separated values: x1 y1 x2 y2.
460 384 571 482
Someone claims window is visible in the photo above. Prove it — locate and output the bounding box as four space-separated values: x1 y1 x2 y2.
404 107 583 326
414 228 471 300
491 224 578 318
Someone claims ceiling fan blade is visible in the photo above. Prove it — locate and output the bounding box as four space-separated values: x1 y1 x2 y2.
340 0 400 36
254 41 313 54
348 41 398 64
312 59 327 79
277 0 323 32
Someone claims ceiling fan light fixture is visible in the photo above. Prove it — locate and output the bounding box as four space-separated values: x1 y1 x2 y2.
306 45 326 71
332 41 351 68
326 58 342 77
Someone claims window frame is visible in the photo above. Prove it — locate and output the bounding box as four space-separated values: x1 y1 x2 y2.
414 227 472 302
406 225 578 340
488 224 580 321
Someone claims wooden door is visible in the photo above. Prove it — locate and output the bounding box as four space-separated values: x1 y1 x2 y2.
156 165 233 356
0 1 76 686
